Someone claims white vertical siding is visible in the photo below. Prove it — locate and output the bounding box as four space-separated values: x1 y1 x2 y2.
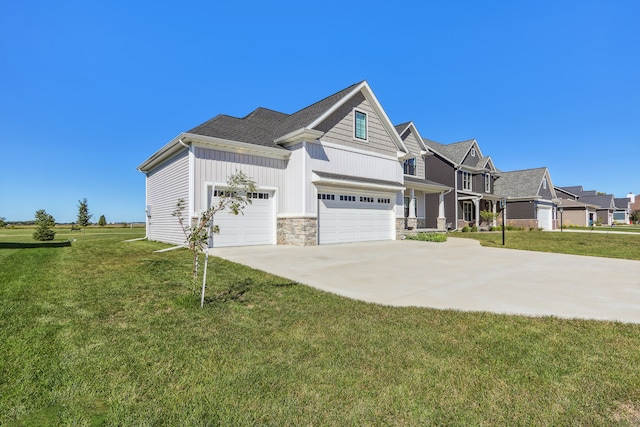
306 142 403 214
192 146 288 213
282 143 305 214
146 149 190 245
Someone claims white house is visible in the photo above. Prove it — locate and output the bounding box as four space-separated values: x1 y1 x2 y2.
138 81 450 247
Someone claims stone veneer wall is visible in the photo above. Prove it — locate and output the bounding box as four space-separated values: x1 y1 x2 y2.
277 218 317 246
395 218 404 239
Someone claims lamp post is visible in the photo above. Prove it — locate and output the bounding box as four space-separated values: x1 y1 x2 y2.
500 198 506 246
559 207 564 232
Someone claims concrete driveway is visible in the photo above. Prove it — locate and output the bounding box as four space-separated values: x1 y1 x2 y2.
210 238 640 323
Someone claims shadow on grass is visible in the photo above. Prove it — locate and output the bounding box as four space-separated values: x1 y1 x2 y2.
0 241 72 249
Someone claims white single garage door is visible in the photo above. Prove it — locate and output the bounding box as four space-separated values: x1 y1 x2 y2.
318 191 395 245
538 205 553 231
209 190 275 247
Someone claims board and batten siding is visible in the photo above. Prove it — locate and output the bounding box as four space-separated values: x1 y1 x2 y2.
313 92 398 157
146 149 190 245
192 146 287 213
400 130 425 178
305 142 403 215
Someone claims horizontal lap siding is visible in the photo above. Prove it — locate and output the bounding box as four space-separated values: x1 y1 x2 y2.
147 149 189 245
193 147 287 213
314 92 398 157
401 131 425 178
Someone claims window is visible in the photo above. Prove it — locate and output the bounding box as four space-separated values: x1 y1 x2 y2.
484 174 491 193
542 177 547 190
339 195 356 202
377 197 391 204
354 110 367 140
463 201 474 222
403 158 416 175
318 193 335 200
470 147 476 157
359 196 374 203
462 171 472 191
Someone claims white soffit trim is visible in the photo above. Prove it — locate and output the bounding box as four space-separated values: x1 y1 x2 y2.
183 133 291 160
274 128 324 145
312 173 405 193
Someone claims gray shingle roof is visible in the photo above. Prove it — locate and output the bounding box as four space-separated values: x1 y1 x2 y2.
614 197 630 209
560 186 584 195
274 81 362 138
422 138 478 166
579 194 615 209
494 167 548 199
187 82 363 147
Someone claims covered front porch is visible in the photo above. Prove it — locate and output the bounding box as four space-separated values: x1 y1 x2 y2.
458 192 500 230
403 177 452 231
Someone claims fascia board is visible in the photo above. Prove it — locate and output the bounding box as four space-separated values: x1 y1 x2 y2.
138 133 189 172
183 133 291 160
405 180 452 193
407 123 430 152
312 175 404 193
274 128 324 145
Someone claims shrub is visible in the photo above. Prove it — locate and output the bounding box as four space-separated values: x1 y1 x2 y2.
490 225 502 231
461 226 470 233
405 232 447 242
471 225 478 232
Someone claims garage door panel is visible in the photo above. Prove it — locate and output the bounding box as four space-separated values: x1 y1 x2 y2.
210 192 275 247
318 192 394 245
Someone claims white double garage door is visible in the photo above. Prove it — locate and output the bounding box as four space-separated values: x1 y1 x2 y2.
210 188 395 247
317 191 395 245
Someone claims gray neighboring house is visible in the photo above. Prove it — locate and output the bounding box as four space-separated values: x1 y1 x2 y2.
421 138 501 230
493 167 557 230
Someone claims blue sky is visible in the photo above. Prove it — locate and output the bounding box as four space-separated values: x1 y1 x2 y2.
1 1 638 223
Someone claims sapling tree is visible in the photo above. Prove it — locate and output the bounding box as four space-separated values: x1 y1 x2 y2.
77 198 92 236
173 171 256 307
98 215 106 226
33 209 56 241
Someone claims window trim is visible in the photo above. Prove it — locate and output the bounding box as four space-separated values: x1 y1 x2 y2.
470 147 476 157
353 109 368 141
463 201 474 222
462 170 472 191
484 173 491 193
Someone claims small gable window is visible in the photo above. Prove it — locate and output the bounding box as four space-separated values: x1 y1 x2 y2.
470 147 476 157
484 174 491 193
542 177 547 190
354 110 367 141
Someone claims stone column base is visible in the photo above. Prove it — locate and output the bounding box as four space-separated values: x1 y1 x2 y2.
406 217 417 230
437 217 447 231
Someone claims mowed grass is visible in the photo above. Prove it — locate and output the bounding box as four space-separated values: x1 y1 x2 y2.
2 229 640 425
456 230 640 260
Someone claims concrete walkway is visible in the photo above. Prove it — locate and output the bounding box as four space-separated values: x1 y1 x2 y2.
210 238 640 323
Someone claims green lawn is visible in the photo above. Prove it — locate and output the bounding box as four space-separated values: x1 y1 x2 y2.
2 228 640 425
456 229 640 260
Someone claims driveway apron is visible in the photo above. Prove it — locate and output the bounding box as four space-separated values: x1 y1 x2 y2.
210 238 640 323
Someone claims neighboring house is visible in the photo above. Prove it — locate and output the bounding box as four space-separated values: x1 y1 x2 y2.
493 167 557 230
422 138 500 230
138 81 452 248
394 122 451 230
613 197 631 224
559 186 615 225
554 186 598 227
629 193 640 222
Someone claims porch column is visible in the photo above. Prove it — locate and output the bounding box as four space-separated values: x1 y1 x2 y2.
437 191 446 231
492 200 497 227
408 188 416 218
474 199 480 225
